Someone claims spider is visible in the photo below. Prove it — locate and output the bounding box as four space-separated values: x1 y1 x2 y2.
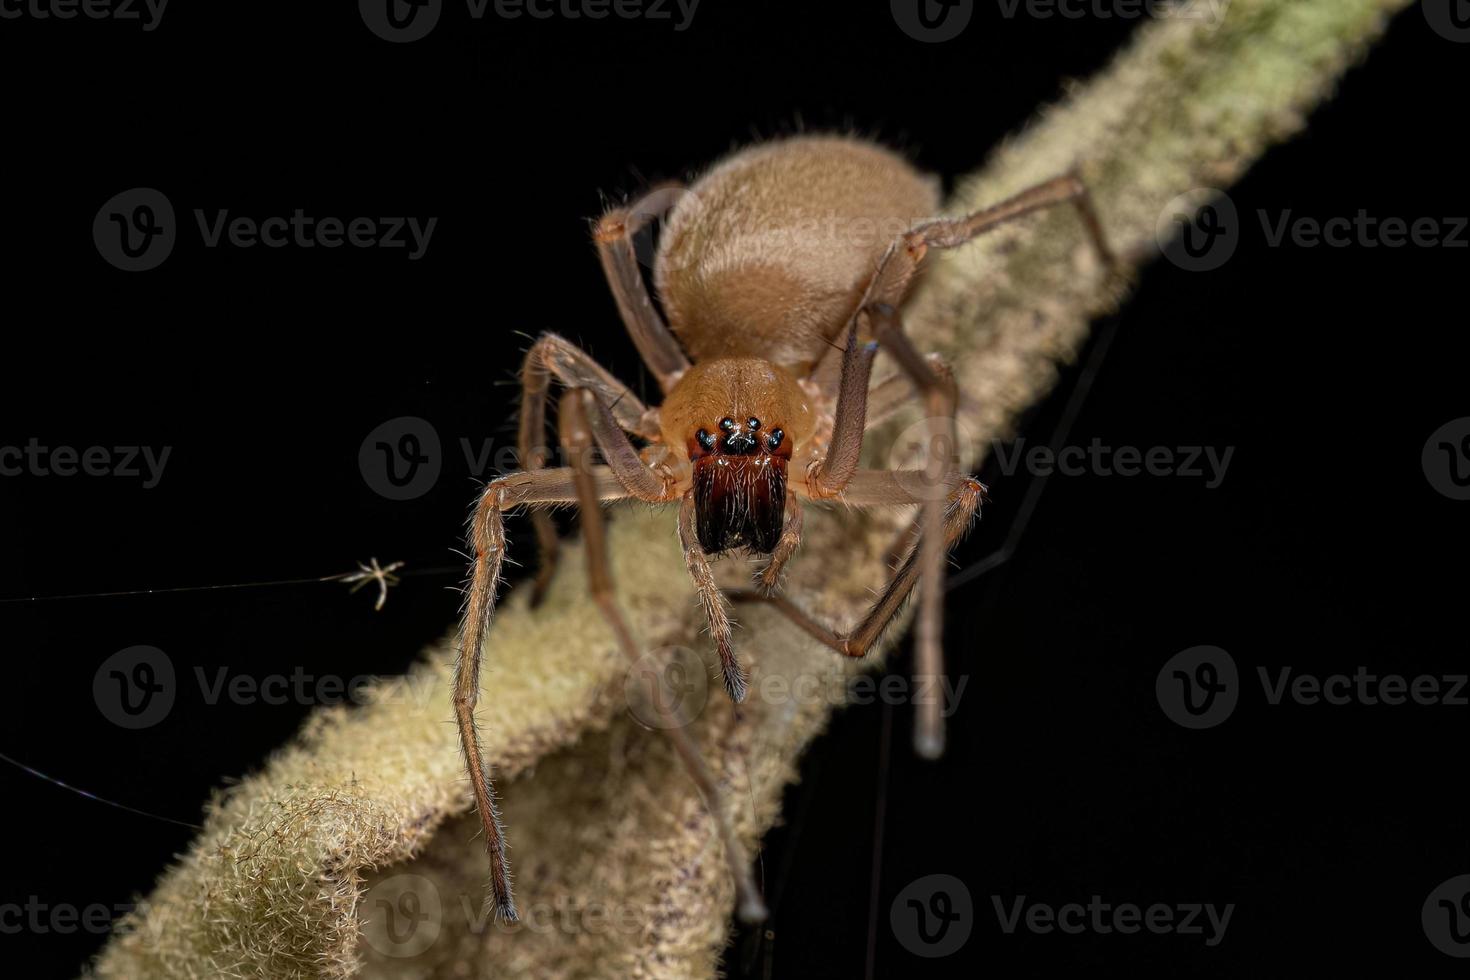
454 134 1116 923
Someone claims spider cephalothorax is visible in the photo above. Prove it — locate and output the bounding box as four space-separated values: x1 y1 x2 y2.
657 356 813 556
453 134 1116 925
689 418 789 555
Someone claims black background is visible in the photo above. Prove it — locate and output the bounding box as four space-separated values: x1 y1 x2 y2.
1 2 1466 977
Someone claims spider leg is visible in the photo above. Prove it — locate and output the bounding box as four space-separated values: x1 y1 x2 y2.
517 332 657 607
594 183 692 392
807 320 879 497
456 464 637 922
865 304 961 759
678 494 747 704
783 296 973 756
809 171 1116 390
863 352 948 433
561 387 767 923
729 470 984 648
754 496 804 597
868 350 972 580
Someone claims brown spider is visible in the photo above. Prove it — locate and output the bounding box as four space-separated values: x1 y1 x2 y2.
455 134 1115 923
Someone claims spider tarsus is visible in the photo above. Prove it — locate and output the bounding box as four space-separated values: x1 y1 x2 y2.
484 890 519 924
913 728 946 761
738 891 770 924
721 657 749 704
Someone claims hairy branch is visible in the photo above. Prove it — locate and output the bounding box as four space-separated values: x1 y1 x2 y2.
87 2 1412 976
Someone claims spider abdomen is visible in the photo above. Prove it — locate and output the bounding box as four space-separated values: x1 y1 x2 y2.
654 134 940 377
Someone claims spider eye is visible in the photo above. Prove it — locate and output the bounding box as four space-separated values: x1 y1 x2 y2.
718 417 735 433
747 417 761 431
766 428 784 451
696 429 716 451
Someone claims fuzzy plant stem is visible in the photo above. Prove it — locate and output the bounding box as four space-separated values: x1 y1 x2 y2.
86 2 1413 977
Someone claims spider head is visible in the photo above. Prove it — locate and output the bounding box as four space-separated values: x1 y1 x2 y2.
689 414 792 555
660 359 812 556
693 414 786 457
